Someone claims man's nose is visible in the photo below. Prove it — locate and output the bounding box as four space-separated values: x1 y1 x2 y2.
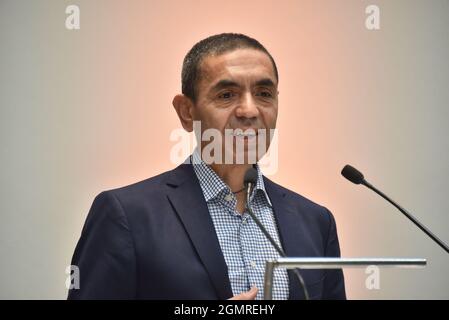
235 92 260 119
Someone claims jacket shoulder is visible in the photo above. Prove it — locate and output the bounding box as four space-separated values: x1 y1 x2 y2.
93 163 195 214
263 176 334 225
264 176 326 208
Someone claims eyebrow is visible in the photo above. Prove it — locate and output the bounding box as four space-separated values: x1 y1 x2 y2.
255 78 276 88
210 78 276 92
210 79 239 92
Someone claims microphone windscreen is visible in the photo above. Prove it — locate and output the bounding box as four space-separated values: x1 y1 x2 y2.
244 167 258 186
341 165 365 184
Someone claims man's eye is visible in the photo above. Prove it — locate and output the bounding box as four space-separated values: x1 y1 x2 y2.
256 91 272 98
218 92 235 99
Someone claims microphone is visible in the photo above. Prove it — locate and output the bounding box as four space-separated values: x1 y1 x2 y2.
341 164 449 254
243 168 310 300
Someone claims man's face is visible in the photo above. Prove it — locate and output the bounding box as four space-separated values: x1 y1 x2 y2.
192 48 278 164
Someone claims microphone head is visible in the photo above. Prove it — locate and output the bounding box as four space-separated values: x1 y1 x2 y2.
244 167 258 186
341 165 365 184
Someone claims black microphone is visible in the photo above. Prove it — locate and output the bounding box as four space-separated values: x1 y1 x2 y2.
341 164 449 254
243 168 310 300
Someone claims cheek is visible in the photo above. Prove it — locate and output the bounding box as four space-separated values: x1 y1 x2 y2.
210 109 235 128
261 108 278 128
195 109 231 132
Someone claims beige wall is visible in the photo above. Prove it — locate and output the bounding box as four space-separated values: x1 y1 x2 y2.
1 0 448 299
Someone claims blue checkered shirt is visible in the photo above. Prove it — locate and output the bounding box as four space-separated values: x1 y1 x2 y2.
191 149 289 300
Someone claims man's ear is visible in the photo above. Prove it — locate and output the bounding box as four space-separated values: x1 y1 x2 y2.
172 94 194 132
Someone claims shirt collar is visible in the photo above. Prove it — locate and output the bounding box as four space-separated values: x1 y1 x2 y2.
191 147 273 207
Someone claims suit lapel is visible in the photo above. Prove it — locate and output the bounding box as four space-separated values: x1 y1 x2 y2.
165 163 233 299
264 177 309 300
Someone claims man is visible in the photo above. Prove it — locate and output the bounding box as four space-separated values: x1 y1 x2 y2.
68 33 346 300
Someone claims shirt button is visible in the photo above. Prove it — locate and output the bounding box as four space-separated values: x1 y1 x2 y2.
224 194 233 202
250 261 257 268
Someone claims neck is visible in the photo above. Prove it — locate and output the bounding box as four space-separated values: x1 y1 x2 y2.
210 163 252 192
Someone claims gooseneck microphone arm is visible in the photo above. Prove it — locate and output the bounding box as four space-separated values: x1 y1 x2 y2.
243 168 310 300
342 165 449 254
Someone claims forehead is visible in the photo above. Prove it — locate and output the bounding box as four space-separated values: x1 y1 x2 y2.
198 48 277 87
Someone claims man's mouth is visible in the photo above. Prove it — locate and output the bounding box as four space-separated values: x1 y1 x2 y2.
232 131 257 137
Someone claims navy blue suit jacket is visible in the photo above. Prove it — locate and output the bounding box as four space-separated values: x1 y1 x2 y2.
68 163 346 299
